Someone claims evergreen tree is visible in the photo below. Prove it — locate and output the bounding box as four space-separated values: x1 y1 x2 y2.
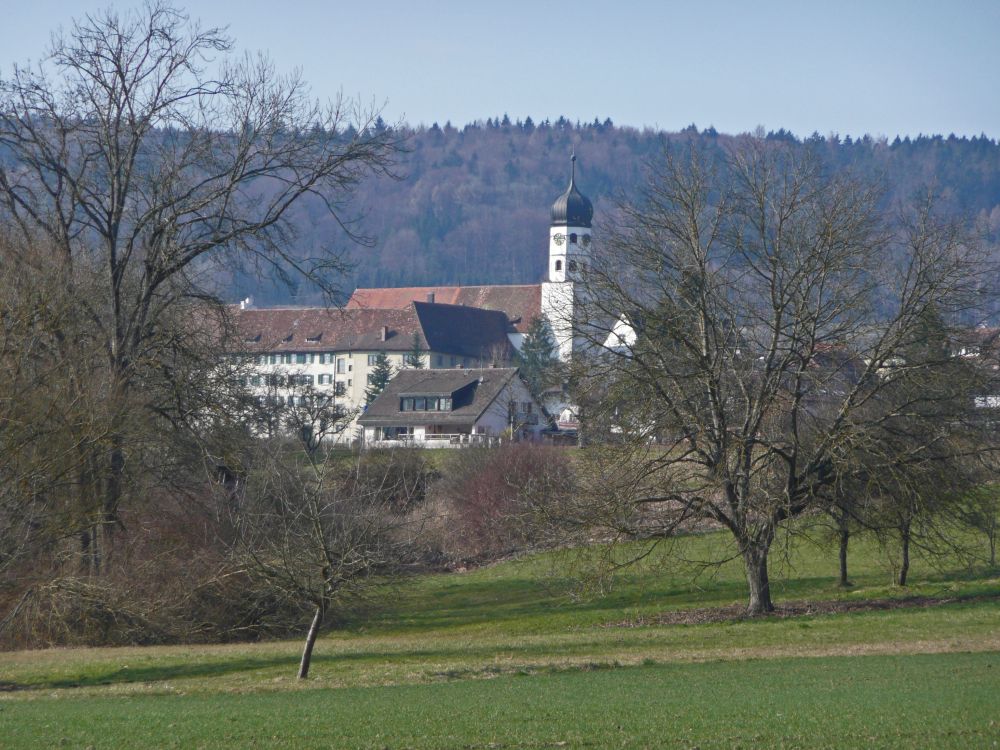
405 332 426 368
365 352 394 405
517 316 559 395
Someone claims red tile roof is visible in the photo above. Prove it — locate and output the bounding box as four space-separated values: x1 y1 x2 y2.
233 302 513 360
347 285 542 333
234 306 420 352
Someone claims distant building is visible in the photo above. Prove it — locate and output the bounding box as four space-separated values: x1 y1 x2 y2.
232 156 597 441
346 154 594 365
233 301 514 442
358 367 547 448
347 285 541 350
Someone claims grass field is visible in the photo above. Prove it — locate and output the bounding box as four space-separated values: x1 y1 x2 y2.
2 531 999 748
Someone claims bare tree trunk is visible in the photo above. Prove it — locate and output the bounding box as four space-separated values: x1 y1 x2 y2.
743 545 774 615
103 434 125 554
988 518 996 567
836 505 851 587
839 526 850 587
898 521 911 587
79 529 92 575
298 604 324 680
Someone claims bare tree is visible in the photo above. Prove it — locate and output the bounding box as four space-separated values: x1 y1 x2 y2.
0 3 399 555
570 138 994 614
228 444 425 679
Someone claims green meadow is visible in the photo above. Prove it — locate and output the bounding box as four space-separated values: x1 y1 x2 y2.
2 531 998 748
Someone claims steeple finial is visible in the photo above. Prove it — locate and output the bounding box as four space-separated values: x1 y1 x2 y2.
550 150 593 227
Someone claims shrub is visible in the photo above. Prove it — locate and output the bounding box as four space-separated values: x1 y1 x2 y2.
434 443 574 561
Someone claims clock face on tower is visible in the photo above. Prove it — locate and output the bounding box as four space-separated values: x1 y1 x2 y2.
553 233 565 246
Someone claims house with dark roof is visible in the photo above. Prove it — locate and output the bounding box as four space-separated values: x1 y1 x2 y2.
358 368 548 448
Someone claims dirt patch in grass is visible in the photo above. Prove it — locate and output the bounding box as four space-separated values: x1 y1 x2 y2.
604 593 1000 628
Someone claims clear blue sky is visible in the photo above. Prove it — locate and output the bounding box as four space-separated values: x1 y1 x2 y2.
6 0 999 138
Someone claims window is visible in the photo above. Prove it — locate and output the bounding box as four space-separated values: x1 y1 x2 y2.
323 353 333 364
555 260 562 271
282 353 293 365
367 354 379 366
523 401 532 414
347 378 352 387
336 358 346 374
268 354 277 365
400 396 452 412
296 353 307 365
258 354 266 365
251 375 262 387
569 233 577 244
318 373 332 385
335 381 346 396
568 260 577 272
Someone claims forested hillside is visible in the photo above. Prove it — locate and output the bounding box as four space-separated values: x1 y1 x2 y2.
191 119 1000 306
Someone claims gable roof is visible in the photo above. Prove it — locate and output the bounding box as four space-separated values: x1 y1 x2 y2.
233 302 512 359
234 306 417 352
358 367 525 427
347 285 542 333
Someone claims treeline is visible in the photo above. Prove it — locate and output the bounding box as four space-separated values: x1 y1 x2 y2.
233 120 1000 306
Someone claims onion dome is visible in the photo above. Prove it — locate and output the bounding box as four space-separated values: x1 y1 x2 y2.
550 153 593 228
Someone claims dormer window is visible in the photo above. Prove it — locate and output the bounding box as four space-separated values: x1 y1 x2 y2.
400 396 452 412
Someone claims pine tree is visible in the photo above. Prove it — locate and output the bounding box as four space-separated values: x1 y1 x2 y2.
405 332 426 368
517 316 559 395
365 352 394 405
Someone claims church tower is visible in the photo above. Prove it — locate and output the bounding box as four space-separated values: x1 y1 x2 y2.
541 153 593 362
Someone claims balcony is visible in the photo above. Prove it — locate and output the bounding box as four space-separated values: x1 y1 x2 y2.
364 432 504 449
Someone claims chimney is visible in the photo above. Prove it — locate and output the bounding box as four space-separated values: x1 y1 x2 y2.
380 325 389 342
426 292 435 304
